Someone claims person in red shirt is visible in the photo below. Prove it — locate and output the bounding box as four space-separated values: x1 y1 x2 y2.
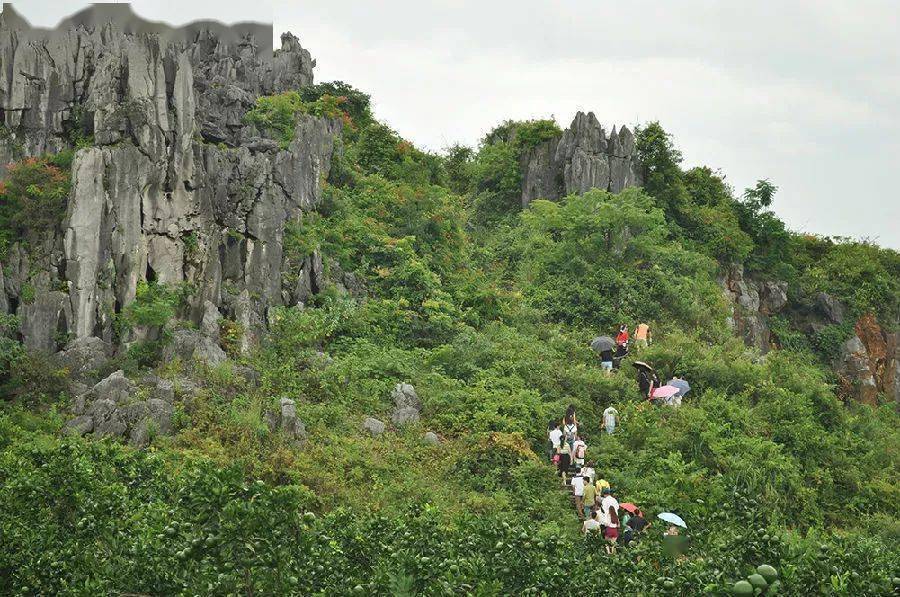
615 324 629 347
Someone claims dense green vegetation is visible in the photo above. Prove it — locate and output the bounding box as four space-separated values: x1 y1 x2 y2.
1 83 898 594
0 152 73 259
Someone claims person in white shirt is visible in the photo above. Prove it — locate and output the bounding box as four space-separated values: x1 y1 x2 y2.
599 487 619 527
582 509 602 534
571 474 586 520
602 406 619 435
580 462 596 485
547 421 563 461
571 435 587 468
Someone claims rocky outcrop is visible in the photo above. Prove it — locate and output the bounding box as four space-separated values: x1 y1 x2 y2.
54 337 113 382
66 369 175 447
836 314 898 406
264 397 307 442
720 264 788 353
0 5 339 355
390 382 421 427
362 417 385 436
520 112 641 206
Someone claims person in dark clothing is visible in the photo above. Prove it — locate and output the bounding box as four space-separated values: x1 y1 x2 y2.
627 510 651 541
638 370 660 400
556 441 572 484
613 343 628 370
599 348 614 375
637 369 652 396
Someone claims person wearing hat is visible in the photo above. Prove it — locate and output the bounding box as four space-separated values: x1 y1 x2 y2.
599 487 619 529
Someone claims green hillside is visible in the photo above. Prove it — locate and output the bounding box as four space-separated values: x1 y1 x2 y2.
1 83 898 595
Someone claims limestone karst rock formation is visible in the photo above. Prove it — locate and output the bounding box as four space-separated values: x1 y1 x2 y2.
0 4 338 354
719 263 788 354
520 111 642 207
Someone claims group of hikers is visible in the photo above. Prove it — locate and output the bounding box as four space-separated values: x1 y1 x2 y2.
542 323 693 552
593 323 652 373
548 403 687 554
592 323 691 406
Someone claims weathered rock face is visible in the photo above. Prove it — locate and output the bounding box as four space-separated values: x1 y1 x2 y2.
263 397 307 442
719 264 788 353
390 382 421 427
0 5 339 355
66 369 176 447
836 314 898 406
520 111 642 206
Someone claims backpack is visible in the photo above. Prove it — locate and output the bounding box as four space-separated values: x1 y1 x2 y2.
575 444 585 459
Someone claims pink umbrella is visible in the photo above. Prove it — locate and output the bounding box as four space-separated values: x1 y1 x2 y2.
651 385 680 399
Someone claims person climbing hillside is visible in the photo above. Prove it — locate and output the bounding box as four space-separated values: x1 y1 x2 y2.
602 406 619 435
595 477 610 496
547 420 563 461
562 411 578 450
562 403 578 425
581 461 596 485
612 325 630 370
582 475 597 519
619 509 634 546
571 435 587 468
582 509 602 534
599 487 619 532
556 441 572 484
666 374 690 407
600 347 614 375
634 322 651 351
627 509 651 540
605 505 620 553
571 473 586 520
634 362 660 399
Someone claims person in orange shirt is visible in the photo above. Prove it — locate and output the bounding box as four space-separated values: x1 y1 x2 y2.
634 322 651 351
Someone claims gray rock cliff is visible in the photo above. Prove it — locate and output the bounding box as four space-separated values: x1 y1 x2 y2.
520 111 641 206
0 5 338 355
719 263 788 354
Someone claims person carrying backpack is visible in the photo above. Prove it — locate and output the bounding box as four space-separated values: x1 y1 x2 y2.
571 435 587 468
562 414 578 451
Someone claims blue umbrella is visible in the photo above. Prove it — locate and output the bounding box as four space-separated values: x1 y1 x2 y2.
657 512 687 528
667 378 691 397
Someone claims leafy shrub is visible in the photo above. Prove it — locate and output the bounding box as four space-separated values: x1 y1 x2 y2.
244 92 351 148
0 156 71 258
120 281 192 331
300 80 373 132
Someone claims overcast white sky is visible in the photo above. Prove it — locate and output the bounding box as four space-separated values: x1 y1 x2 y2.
10 1 900 248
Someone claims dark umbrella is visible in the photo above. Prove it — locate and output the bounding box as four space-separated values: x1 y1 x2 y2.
668 379 691 397
591 336 616 353
632 361 654 372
